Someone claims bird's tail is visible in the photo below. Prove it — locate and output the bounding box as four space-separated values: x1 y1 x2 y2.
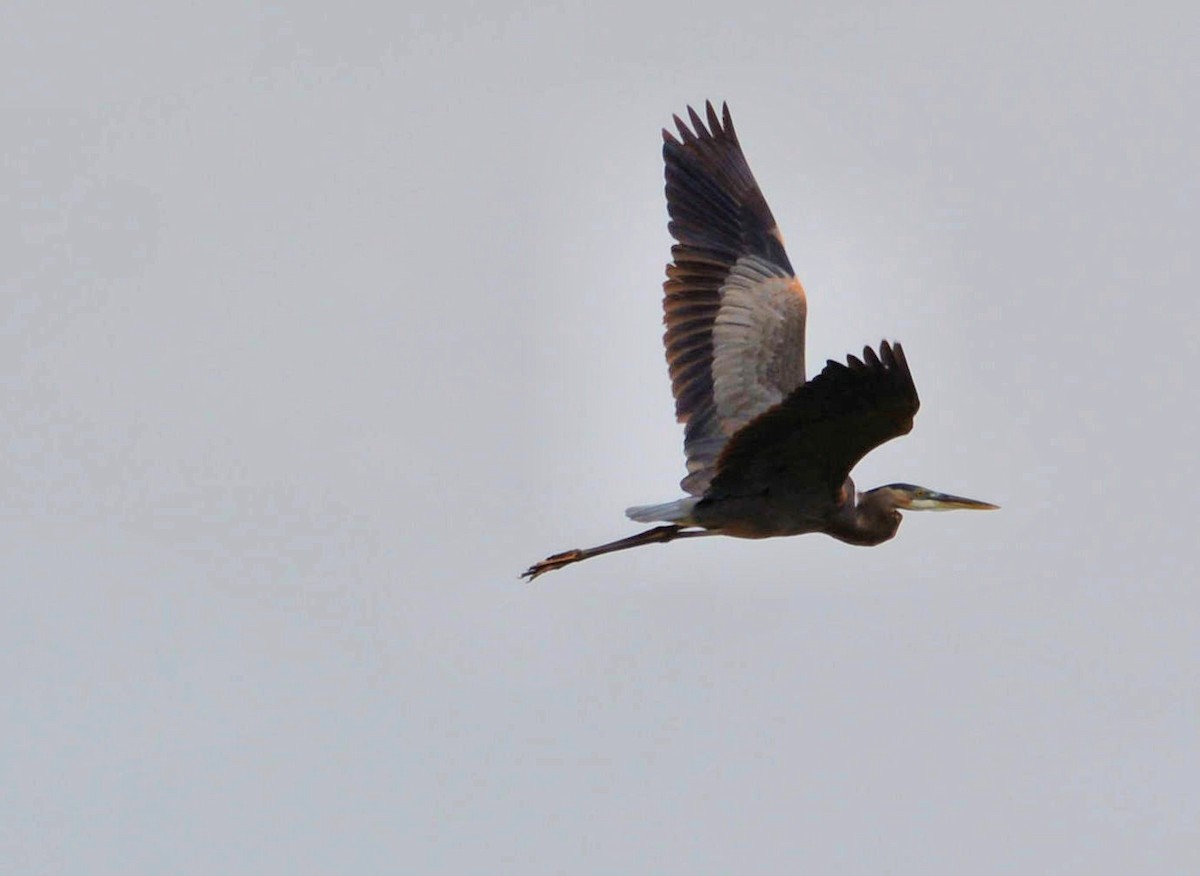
625 497 700 524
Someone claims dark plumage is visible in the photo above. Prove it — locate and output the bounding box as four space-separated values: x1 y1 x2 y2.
522 102 995 580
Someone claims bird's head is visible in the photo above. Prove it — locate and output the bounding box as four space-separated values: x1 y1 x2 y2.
871 483 999 512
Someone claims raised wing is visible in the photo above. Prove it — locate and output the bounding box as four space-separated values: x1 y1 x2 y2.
662 102 807 496
705 342 920 502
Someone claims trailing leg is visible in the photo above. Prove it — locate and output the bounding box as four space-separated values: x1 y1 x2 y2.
521 525 711 580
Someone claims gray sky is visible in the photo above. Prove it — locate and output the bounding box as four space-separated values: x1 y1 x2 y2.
4 1 1198 872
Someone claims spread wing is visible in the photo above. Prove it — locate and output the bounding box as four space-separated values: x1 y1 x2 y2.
662 102 808 496
705 342 920 502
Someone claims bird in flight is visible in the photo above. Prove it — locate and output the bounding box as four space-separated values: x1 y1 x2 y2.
522 102 996 580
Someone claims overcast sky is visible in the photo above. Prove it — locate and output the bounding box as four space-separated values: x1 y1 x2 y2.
4 1 1198 872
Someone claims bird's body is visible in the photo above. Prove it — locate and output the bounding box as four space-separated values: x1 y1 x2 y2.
694 481 866 542
522 102 995 580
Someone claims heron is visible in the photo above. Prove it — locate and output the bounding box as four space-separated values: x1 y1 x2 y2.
521 102 996 581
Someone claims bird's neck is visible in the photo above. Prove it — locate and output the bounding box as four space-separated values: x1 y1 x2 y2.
825 488 901 546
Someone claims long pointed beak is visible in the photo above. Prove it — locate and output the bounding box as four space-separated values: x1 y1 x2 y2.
909 491 999 511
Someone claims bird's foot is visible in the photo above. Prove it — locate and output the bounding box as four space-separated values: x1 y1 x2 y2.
520 549 583 581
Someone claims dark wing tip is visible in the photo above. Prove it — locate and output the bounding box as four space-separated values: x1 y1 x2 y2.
879 340 896 367
874 339 919 415
673 113 696 144
834 340 918 414
838 342 911 376
875 340 903 372
705 101 721 134
670 101 735 143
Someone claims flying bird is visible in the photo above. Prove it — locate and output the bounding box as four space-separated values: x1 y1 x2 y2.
522 102 996 580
